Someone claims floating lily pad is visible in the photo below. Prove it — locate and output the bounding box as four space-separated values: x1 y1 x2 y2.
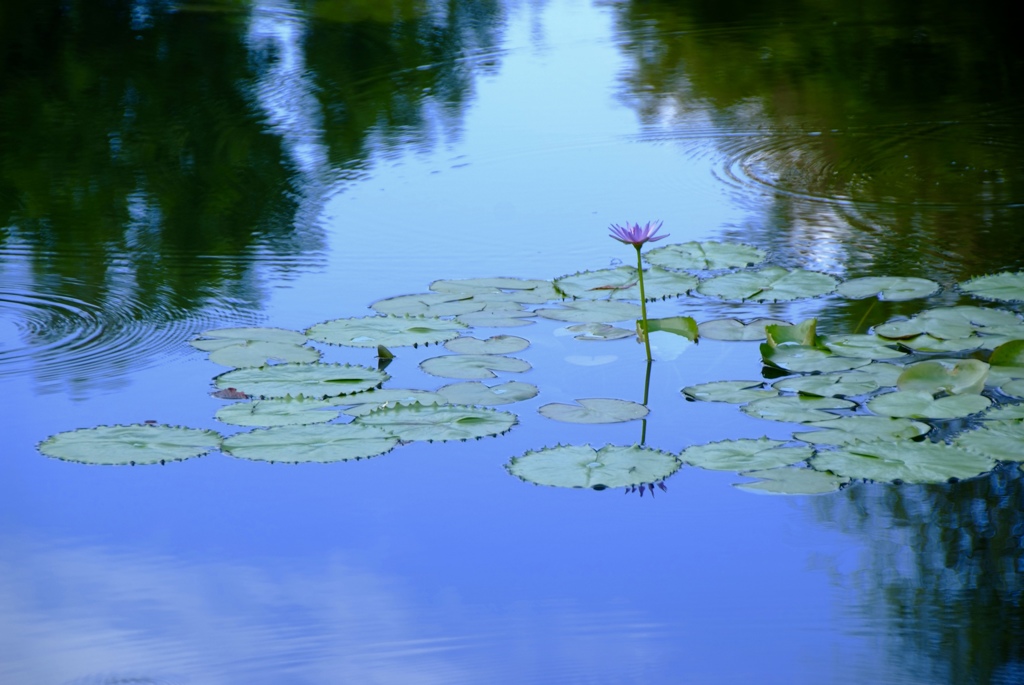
354 403 517 442
772 372 880 398
896 334 984 353
444 335 530 355
644 241 767 270
207 341 321 368
697 266 837 302
810 441 997 484
679 438 812 471
741 396 856 423
535 300 642 323
866 390 991 419
506 444 680 489
437 381 539 406
215 397 341 427
221 423 399 463
836 276 940 301
682 380 777 404
563 323 635 341
455 309 536 328
848 363 905 387
430 277 555 297
761 344 871 373
875 306 1024 341
989 339 1024 367
979 402 1024 419
307 315 468 348
896 359 990 395
338 389 446 417
538 398 649 424
370 292 482 317
954 420 1024 460
554 266 697 301
38 424 221 466
764 319 821 348
697 318 791 341
215 362 388 399
639 316 699 342
734 467 850 495
189 326 308 351
959 271 1024 302
419 354 532 379
793 416 931 446
821 334 907 360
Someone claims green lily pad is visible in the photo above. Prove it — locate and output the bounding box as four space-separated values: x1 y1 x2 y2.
793 416 931 446
554 266 697 301
954 420 1024 461
354 403 517 442
682 380 777 404
679 437 812 471
338 389 446 417
437 381 539 406
876 306 1023 342
215 363 389 399
429 277 555 297
189 326 308 351
765 319 821 348
772 372 880 398
866 390 991 419
989 339 1024 367
221 423 399 463
644 241 767 271
897 334 984 353
761 344 871 373
455 309 536 328
741 396 856 423
538 398 649 424
444 335 530 355
419 354 532 379
959 271 1024 302
734 467 850 495
215 397 341 427
535 300 642 323
836 276 940 301
506 444 680 489
896 359 990 395
563 323 635 341
697 318 791 341
821 334 907 360
38 424 221 466
848 363 905 387
308 315 468 348
639 316 699 342
370 292 482 317
979 402 1024 419
207 341 321 368
810 441 997 484
697 266 838 302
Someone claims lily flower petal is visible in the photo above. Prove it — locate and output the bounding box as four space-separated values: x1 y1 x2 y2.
608 221 668 246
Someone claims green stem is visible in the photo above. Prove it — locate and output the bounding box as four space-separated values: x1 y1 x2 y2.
639 359 652 445
635 245 653 363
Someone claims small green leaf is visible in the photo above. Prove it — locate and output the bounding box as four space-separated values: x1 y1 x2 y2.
989 339 1024 367
38 424 221 466
639 316 698 342
679 438 811 471
765 319 820 348
506 444 681 489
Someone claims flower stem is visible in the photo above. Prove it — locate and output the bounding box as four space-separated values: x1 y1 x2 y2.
635 245 653 363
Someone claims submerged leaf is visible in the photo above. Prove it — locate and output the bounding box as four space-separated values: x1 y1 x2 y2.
506 444 680 489
538 398 649 424
811 441 996 484
222 423 399 463
38 424 221 466
644 241 767 271
355 403 517 442
308 315 468 348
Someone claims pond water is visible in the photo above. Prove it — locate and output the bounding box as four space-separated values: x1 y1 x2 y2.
2 1 1024 683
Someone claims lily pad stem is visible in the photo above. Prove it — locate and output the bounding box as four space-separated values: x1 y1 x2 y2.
635 245 653 362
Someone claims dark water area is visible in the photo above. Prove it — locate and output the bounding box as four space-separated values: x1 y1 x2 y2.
2 1 1024 683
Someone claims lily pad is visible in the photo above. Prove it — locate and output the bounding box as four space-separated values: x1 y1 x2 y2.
761 344 871 373
215 397 341 427
535 300 642 323
765 319 821 348
989 339 1024 367
563 323 635 341
734 467 850 495
848 363 905 387
836 276 940 301
644 241 767 271
215 362 388 399
810 441 997 484
419 354 532 380
979 403 1024 419
370 292 482 317
896 359 990 395
338 389 446 417
444 335 530 355
38 424 221 466
308 315 468 348
554 266 697 301
207 341 321 368
697 318 791 341
189 326 308 351
679 437 812 471
866 390 991 419
682 380 777 404
959 271 1024 302
354 403 517 442
437 381 539 406
506 444 680 489
429 277 555 297
538 398 649 424
821 334 907 360
793 416 931 446
741 396 856 423
639 316 699 342
221 423 399 463
954 420 1024 460
772 372 879 398
455 309 536 328
697 266 838 302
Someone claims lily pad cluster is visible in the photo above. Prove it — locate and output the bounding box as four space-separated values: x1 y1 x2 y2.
35 240 1024 497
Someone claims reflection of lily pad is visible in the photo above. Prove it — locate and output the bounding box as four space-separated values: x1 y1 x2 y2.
793 416 931 445
215 397 341 427
741 396 855 423
506 444 680 489
222 423 398 463
308 315 468 348
954 420 1024 461
420 354 532 379
680 438 812 471
38 424 221 466
437 381 539 406
866 391 991 419
682 380 777 404
697 318 790 341
444 335 530 355
959 271 1024 302
836 276 940 301
215 363 388 399
355 403 517 442
697 266 837 302
735 467 850 495
811 442 996 484
535 300 642 323
538 398 649 424
644 241 767 270
208 341 321 368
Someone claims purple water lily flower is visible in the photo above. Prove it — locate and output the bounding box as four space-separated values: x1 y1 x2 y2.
608 221 669 247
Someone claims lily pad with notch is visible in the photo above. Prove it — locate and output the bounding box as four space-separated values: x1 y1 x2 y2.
836 276 940 301
793 416 931 446
810 441 997 484
189 326 308 352
697 266 838 302
644 241 767 271
554 266 697 301
679 437 812 471
538 398 649 424
420 354 532 380
866 390 991 419
354 403 517 442
38 424 222 466
697 317 791 342
221 423 399 463
215 397 341 427
683 380 777 404
741 396 856 423
734 467 850 495
444 335 530 355
215 362 389 399
307 315 468 348
437 381 539 406
207 341 321 368
506 444 680 490
562 323 635 341
535 300 642 323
